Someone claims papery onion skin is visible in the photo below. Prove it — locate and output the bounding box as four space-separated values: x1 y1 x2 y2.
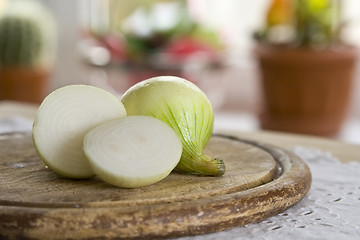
121 76 225 176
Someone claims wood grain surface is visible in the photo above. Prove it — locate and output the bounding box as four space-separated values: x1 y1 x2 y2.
0 133 311 240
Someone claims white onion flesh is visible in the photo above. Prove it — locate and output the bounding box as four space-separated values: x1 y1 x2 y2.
32 85 126 178
83 116 182 188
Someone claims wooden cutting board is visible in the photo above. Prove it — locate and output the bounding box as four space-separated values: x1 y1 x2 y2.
0 132 311 240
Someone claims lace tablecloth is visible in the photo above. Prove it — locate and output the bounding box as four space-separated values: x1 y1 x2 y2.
178 146 360 240
1 117 359 240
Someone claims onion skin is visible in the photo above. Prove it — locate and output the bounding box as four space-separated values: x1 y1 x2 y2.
121 76 225 176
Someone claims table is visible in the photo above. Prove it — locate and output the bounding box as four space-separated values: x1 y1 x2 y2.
1 100 359 239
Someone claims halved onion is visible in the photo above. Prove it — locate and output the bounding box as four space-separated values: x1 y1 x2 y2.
32 85 126 178
83 116 182 188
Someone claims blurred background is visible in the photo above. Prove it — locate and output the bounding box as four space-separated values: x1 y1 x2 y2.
0 0 359 143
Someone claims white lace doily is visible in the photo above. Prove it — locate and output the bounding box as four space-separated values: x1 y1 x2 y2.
178 146 360 240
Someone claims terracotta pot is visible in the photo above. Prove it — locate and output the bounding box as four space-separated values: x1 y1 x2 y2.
254 44 358 136
0 67 50 104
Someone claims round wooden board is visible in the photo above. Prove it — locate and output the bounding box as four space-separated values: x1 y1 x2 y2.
0 133 311 240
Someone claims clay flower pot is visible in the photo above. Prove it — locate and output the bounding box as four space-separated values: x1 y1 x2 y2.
0 67 50 104
254 44 358 136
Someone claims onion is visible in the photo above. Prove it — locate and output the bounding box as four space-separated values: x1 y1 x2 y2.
32 85 126 178
121 76 225 176
83 116 182 188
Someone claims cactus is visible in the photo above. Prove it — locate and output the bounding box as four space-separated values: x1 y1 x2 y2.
0 0 56 68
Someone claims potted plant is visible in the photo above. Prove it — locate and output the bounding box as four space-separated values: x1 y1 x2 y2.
0 0 56 104
253 0 358 136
